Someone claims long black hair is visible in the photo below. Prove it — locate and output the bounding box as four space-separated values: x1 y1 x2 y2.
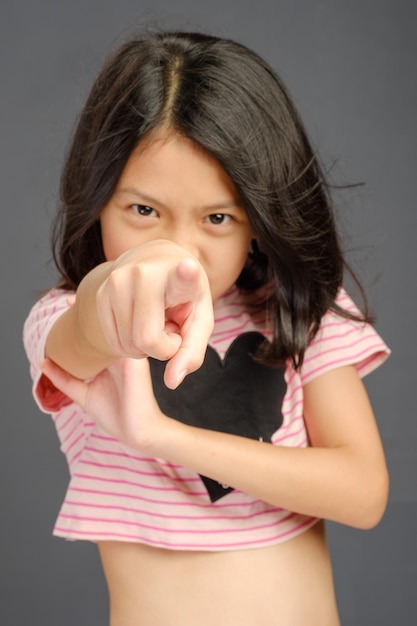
52 30 369 368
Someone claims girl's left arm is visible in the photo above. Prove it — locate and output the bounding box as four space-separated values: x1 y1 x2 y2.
159 363 389 529
40 358 389 529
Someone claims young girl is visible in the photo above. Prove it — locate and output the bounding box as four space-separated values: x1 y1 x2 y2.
23 31 390 626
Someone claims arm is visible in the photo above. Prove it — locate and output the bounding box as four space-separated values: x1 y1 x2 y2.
45 240 214 389
40 357 389 529
154 364 388 528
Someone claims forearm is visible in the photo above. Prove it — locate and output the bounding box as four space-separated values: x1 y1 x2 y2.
151 417 388 529
46 262 116 378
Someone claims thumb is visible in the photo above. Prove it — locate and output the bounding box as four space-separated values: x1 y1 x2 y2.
40 359 89 409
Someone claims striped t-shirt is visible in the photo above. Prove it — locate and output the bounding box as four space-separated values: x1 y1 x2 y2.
23 286 389 550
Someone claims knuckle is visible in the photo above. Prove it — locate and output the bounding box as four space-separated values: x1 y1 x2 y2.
106 268 126 291
132 329 162 357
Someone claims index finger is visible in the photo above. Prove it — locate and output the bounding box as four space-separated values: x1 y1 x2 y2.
163 259 214 389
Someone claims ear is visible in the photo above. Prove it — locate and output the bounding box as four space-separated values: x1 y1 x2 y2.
249 238 260 257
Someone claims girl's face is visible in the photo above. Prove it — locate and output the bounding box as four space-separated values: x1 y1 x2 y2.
100 130 254 301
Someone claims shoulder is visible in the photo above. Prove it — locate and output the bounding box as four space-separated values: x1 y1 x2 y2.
23 288 74 354
299 288 390 386
24 288 74 329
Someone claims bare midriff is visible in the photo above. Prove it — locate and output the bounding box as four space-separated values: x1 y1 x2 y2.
98 520 340 626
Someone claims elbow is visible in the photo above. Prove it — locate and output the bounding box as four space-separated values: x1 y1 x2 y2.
353 466 390 530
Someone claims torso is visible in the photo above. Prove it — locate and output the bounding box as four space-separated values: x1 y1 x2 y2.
24 287 387 626
98 520 340 626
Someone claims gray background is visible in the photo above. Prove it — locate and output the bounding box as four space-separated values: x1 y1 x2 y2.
1 1 415 624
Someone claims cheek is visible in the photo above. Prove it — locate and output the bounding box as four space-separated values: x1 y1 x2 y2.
100 212 143 261
212 245 250 293
100 220 124 261
102 241 118 262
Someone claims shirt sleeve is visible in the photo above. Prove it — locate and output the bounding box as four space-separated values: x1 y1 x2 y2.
299 288 390 386
22 288 75 413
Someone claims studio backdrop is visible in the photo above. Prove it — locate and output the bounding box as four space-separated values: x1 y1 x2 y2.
1 1 415 624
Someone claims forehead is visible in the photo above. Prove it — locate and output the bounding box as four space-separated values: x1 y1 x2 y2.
117 129 240 203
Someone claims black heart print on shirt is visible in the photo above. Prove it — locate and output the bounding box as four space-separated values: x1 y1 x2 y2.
149 332 287 502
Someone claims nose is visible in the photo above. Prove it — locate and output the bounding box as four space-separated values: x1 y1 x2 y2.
163 223 200 259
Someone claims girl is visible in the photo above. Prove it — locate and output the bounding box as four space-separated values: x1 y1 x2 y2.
23 31 390 626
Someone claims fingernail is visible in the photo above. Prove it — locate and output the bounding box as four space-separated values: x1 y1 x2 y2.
176 370 187 387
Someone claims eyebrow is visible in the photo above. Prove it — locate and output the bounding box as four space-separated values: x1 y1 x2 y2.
116 187 242 212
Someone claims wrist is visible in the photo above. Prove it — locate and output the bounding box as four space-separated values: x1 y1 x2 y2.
142 412 190 461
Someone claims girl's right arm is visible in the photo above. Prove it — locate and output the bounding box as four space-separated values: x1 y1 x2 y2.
45 240 214 389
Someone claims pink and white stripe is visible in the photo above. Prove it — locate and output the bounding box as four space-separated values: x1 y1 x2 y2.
22 286 389 550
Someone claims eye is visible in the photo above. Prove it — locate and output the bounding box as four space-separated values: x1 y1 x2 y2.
131 204 157 217
206 213 231 225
